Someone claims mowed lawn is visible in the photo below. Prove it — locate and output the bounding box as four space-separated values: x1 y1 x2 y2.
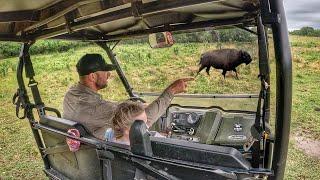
0 35 319 179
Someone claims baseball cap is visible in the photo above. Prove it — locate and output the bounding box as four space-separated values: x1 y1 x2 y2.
76 54 116 76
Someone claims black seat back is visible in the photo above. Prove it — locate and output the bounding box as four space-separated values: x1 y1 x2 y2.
150 137 251 170
129 120 153 157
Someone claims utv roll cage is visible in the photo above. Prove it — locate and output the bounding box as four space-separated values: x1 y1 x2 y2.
2 0 292 179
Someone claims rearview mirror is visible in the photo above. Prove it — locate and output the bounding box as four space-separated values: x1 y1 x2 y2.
148 32 174 48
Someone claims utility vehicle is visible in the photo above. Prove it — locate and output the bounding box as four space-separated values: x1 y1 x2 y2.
0 0 292 179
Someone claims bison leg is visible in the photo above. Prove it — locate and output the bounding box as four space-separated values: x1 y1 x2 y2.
233 68 239 80
222 70 227 79
206 66 211 75
196 65 206 77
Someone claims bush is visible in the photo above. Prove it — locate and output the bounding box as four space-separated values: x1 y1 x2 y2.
217 29 255 42
173 28 255 43
0 40 90 59
290 27 320 37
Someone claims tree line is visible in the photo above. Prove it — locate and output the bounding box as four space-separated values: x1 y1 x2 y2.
290 26 320 37
0 28 256 59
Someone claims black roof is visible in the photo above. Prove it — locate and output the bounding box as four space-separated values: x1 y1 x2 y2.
0 0 259 42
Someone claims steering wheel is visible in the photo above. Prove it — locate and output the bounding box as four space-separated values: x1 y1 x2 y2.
128 96 146 103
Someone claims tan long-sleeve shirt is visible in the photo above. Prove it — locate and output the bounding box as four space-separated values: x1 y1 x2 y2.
63 83 173 140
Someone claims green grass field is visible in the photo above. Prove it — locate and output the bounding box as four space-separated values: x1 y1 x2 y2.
0 35 319 179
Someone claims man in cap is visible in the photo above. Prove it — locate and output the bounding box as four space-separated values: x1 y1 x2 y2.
63 53 193 140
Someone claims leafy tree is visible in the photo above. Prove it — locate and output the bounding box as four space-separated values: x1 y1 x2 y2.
300 27 315 36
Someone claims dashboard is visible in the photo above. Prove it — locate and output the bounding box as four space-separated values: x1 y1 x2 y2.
153 105 260 148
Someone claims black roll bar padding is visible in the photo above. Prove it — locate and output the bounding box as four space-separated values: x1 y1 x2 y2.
22 47 35 78
257 14 271 123
17 44 29 90
269 0 292 179
16 42 51 169
111 40 121 51
95 41 135 97
129 120 153 157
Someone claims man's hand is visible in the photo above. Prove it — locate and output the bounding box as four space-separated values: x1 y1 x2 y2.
167 77 194 95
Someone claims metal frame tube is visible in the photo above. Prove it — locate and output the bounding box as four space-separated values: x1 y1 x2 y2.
269 0 292 179
33 123 101 147
96 42 135 97
257 15 271 123
235 25 258 35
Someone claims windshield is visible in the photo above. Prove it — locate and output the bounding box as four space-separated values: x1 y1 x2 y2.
110 29 260 111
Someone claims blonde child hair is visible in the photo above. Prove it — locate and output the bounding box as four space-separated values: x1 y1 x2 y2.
112 101 145 139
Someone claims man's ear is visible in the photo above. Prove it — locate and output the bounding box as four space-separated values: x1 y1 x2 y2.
88 72 97 82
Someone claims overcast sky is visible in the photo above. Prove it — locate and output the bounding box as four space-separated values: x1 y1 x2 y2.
284 0 320 30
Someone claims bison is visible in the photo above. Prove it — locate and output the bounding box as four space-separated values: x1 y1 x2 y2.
196 49 252 79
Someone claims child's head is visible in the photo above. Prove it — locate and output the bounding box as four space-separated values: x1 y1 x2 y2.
112 101 147 139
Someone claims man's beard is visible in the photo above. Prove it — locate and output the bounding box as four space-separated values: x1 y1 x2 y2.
95 74 108 90
96 80 107 90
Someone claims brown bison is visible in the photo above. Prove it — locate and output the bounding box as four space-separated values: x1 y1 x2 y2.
197 49 252 79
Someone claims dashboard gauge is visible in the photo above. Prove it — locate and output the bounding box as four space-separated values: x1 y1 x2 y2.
171 111 203 128
188 128 195 135
186 112 199 124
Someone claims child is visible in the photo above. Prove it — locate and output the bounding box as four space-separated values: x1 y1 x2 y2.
111 101 148 145
106 101 164 179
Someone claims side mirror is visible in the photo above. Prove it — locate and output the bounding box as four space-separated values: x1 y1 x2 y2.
148 32 174 48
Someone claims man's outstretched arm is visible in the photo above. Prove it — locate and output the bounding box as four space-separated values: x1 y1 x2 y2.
145 78 194 127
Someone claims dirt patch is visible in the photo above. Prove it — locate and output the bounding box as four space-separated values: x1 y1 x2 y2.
295 136 320 159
